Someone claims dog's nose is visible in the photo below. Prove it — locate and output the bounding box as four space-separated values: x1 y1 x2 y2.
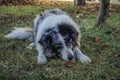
54 41 63 49
68 54 73 60
66 49 74 60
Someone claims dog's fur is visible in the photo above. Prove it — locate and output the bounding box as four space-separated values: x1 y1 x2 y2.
5 9 91 64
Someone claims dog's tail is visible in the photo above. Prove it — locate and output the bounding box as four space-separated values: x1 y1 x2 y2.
5 27 34 41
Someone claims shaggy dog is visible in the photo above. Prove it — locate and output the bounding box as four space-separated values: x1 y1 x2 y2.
5 9 91 64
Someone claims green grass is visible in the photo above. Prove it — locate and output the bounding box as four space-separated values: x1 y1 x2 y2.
0 5 120 80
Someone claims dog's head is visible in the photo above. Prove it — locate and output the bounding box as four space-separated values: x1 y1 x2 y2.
39 23 79 60
39 27 64 50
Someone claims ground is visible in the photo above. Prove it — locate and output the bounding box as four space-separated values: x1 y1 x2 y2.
0 2 120 80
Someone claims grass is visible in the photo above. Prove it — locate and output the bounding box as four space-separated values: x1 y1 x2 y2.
0 4 120 80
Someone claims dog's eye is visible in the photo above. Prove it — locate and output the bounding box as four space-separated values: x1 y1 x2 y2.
45 36 52 43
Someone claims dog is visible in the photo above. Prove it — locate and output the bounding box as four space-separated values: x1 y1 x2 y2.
5 9 91 64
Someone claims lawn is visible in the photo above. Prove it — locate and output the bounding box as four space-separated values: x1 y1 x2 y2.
0 3 120 80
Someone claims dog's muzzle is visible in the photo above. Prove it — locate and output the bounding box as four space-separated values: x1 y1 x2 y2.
66 49 74 60
68 53 73 60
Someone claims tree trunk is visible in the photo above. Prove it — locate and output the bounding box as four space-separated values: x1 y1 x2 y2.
74 0 86 6
94 0 110 27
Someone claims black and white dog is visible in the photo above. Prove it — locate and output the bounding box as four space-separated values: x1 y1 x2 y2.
5 9 91 64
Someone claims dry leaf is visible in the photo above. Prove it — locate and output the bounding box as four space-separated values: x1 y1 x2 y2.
76 14 84 18
100 44 108 50
105 27 118 36
12 69 19 79
115 50 120 57
88 36 100 43
94 36 100 42
64 58 75 67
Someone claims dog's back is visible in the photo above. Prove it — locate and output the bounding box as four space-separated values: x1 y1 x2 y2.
33 9 67 40
42 8 66 17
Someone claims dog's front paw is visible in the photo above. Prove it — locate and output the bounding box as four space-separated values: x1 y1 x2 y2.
37 55 47 64
79 54 91 63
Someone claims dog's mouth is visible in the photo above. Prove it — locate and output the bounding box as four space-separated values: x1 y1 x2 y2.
53 41 64 49
54 44 63 49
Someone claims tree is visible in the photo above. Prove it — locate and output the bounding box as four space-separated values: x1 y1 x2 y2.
94 0 110 27
74 0 86 6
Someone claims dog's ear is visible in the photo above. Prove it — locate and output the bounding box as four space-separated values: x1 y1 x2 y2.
71 26 79 38
58 23 79 47
58 23 78 37
70 27 79 47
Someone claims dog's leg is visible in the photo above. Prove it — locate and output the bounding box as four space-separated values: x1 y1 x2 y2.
74 48 91 63
36 43 47 64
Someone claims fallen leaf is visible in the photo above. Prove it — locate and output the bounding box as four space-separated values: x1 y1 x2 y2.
12 69 19 79
115 50 120 57
64 58 75 67
105 27 118 36
88 36 100 43
76 14 84 18
94 36 100 42
100 44 109 50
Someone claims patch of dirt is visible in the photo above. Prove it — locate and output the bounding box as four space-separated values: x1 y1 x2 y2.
64 58 75 67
